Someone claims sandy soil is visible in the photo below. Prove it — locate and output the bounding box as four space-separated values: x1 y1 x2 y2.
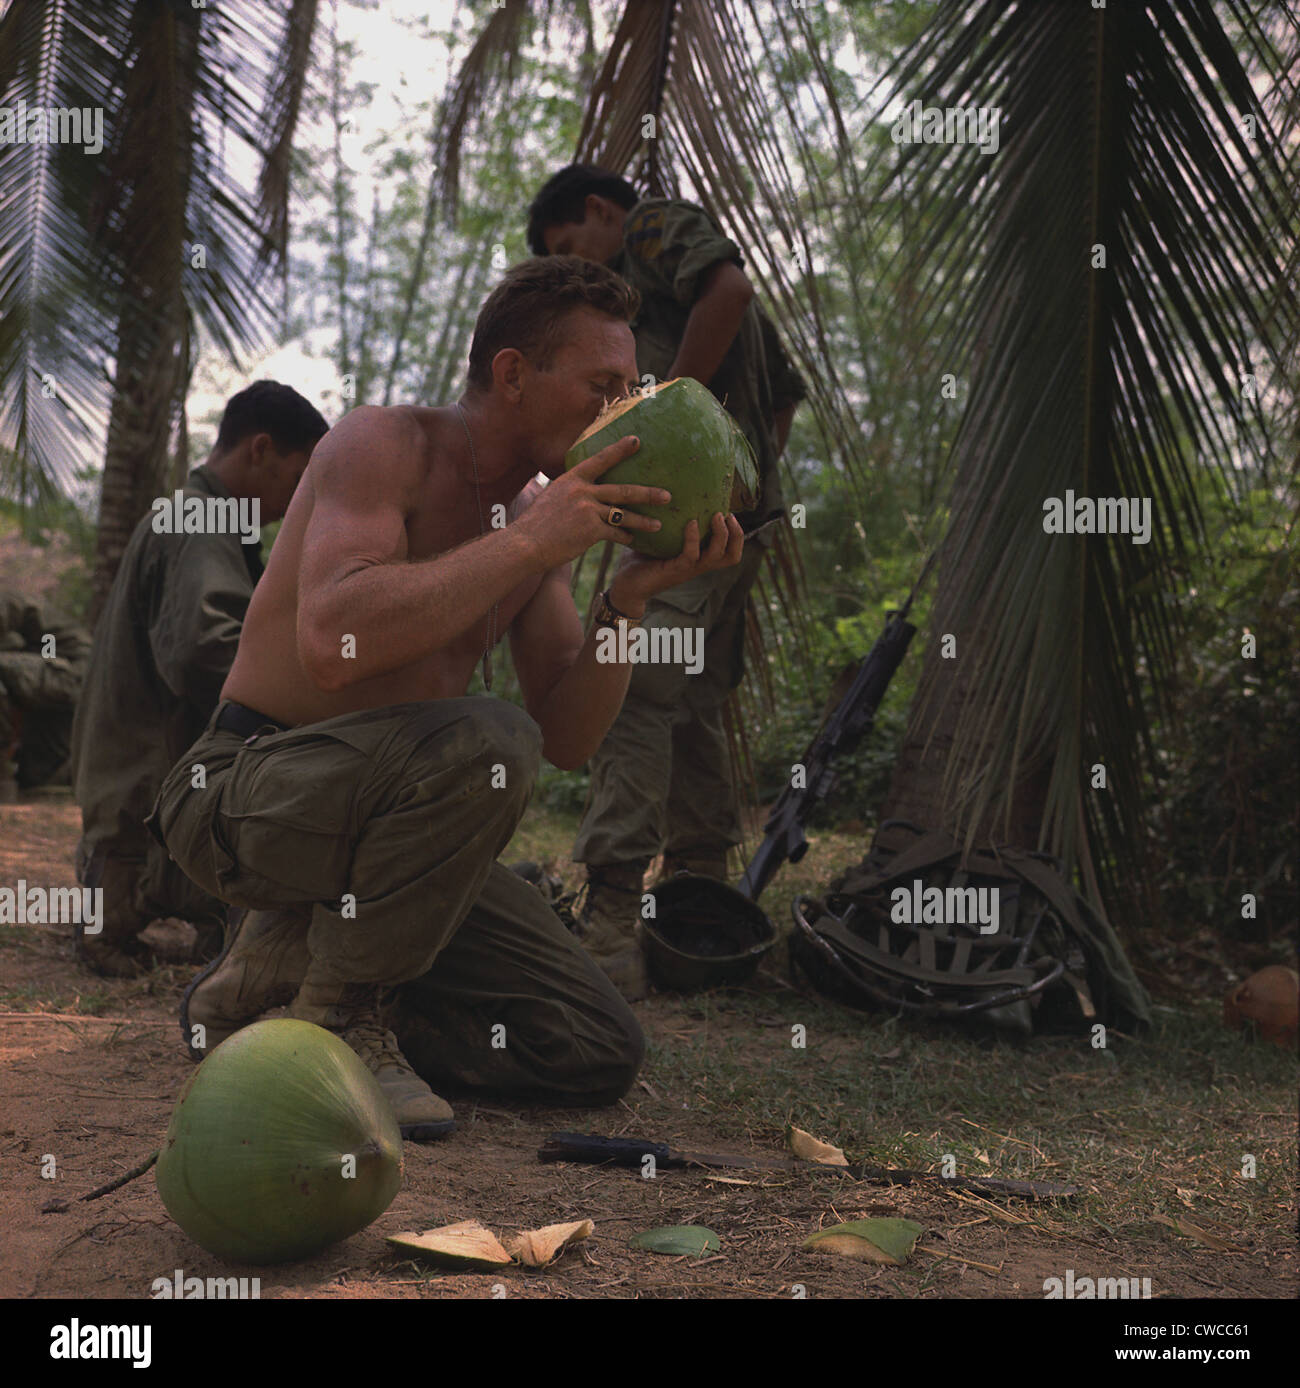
1 797 1293 1301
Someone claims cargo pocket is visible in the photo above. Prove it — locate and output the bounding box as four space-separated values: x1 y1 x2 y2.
213 728 369 903
146 736 240 899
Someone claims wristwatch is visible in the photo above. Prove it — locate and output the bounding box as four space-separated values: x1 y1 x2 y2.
593 588 642 630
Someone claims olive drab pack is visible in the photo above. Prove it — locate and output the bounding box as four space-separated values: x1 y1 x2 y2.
790 820 1151 1035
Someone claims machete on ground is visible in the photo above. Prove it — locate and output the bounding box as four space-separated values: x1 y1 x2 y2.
539 1132 1077 1201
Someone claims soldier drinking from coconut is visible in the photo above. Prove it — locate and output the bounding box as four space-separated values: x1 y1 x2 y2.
527 164 807 1000
148 257 745 1140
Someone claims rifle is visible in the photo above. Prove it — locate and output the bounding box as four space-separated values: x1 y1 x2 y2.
737 604 917 902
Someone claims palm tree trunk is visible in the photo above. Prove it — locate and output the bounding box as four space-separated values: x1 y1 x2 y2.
878 470 1054 852
89 5 200 625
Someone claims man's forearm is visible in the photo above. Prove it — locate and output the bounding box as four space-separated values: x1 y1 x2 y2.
531 621 639 771
530 581 648 770
668 264 753 386
303 526 545 690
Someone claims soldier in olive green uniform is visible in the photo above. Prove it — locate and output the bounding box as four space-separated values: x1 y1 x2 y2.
70 382 327 978
528 166 806 999
0 590 89 789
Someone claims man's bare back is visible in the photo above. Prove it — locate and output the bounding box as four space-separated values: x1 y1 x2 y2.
224 405 544 726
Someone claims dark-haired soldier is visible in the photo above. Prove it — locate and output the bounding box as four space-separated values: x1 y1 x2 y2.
0 589 89 789
526 165 807 1000
148 257 744 1138
70 381 328 978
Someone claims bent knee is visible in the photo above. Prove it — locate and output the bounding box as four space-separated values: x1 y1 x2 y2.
559 1007 645 1107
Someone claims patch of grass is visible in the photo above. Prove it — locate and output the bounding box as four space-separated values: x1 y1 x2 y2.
504 805 583 882
504 800 1296 1255
641 988 1296 1245
504 793 870 899
0 982 114 1016
77 989 113 1016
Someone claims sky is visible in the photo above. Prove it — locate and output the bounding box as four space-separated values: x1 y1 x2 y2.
188 0 464 439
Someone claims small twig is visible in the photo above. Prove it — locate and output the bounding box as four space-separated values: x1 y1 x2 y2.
916 1246 1002 1273
0 1012 170 1025
41 1150 159 1214
65 1091 173 1101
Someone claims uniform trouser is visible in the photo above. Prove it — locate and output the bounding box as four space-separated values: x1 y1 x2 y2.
75 833 229 943
572 537 765 868
146 697 643 1106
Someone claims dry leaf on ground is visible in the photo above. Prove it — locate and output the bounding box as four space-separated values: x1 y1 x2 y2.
785 1124 849 1166
387 1220 513 1270
506 1219 594 1268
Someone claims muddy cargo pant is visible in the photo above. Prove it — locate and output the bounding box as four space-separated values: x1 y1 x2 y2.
147 697 643 1106
572 536 765 870
74 833 228 947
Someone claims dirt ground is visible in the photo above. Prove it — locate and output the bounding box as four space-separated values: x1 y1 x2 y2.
1 795 1295 1302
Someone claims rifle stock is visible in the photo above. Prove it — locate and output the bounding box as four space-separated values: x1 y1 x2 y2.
738 611 916 902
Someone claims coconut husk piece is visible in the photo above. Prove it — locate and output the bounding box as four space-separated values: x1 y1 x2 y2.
387 1220 512 1270
785 1124 849 1166
505 1219 594 1267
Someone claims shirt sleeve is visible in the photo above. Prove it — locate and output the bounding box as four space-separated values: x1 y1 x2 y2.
0 651 81 707
623 199 745 308
0 596 87 707
148 533 255 711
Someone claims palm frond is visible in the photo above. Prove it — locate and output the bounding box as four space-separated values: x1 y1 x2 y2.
0 0 319 516
256 0 320 272
872 0 1298 915
433 0 531 218
0 0 118 499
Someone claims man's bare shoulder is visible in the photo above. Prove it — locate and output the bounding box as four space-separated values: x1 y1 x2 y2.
311 405 432 495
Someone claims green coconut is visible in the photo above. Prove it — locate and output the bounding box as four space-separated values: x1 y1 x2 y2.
564 376 759 558
156 1018 403 1265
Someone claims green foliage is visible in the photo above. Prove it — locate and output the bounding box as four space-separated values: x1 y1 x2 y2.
1140 486 1297 947
286 0 592 409
534 763 590 818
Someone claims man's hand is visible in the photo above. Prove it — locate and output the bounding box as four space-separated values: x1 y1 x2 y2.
608 512 745 615
514 437 671 569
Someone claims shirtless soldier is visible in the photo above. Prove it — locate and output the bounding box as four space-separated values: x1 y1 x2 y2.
146 257 745 1139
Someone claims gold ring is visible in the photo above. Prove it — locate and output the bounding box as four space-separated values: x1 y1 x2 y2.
608 507 625 527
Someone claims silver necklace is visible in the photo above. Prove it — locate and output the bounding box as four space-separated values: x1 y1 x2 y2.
454 402 499 692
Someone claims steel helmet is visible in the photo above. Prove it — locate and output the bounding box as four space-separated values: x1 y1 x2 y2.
642 874 777 992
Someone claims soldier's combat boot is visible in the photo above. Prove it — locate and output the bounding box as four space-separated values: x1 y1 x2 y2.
288 970 455 1141
74 849 154 979
180 906 311 1061
77 931 152 979
659 851 730 885
575 860 650 1003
